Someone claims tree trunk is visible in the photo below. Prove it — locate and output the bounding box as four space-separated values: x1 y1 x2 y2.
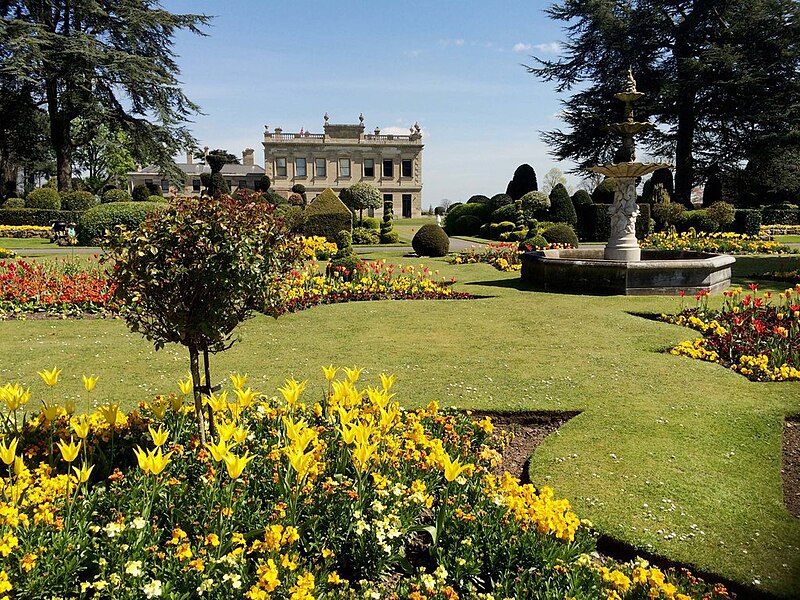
188 346 207 445
202 348 216 439
46 80 73 192
673 20 697 208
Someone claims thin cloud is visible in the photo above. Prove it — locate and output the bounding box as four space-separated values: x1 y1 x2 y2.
513 43 532 53
440 38 465 47
534 42 562 53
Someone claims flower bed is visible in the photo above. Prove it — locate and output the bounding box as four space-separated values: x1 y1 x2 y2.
449 243 523 272
0 368 729 599
640 231 789 254
662 284 800 381
0 225 51 239
0 248 15 259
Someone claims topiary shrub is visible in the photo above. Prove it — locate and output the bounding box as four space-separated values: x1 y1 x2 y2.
490 203 520 223
379 229 400 244
676 209 718 233
60 190 96 212
288 193 305 206
412 223 449 257
762 203 800 225
0 209 81 226
78 202 166 245
209 173 229 197
327 230 362 281
273 204 304 233
548 183 577 225
145 182 163 197
379 198 398 244
362 216 381 230
519 234 549 251
255 175 272 192
131 184 150 202
148 195 168 203
102 188 132 203
635 203 652 240
506 164 538 200
592 178 616 204
303 188 352 242
443 203 491 234
706 201 736 229
506 229 528 242
26 187 61 210
651 168 674 200
732 209 762 236
571 189 592 210
352 227 380 245
467 194 490 205
542 223 579 247
489 193 513 212
520 191 550 222
2 198 24 209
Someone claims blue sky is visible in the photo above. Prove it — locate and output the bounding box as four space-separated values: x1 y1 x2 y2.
162 0 577 208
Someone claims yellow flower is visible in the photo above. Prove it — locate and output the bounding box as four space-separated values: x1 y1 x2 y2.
234 387 256 408
178 378 193 396
379 372 396 391
38 367 61 386
442 452 470 482
216 420 237 443
41 401 60 422
57 437 81 463
148 447 172 475
322 365 338 381
72 416 91 439
133 446 150 473
0 437 18 465
287 448 314 479
206 439 234 463
72 462 95 483
148 424 169 447
82 374 98 392
232 426 249 445
204 391 229 414
343 366 363 383
169 393 184 412
13 455 25 477
150 399 168 420
351 442 378 472
98 404 121 426
224 451 255 479
230 372 248 390
278 379 307 408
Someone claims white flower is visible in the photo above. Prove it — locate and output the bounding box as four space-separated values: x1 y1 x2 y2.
131 517 147 530
142 579 162 598
125 560 143 577
103 521 123 538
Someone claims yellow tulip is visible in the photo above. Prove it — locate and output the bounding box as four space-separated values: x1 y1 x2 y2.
339 423 357 445
150 400 168 420
133 446 150 473
204 391 229 414
82 374 97 392
205 439 233 463
63 399 76 416
233 387 256 408
224 451 255 479
38 367 61 386
0 437 18 466
72 462 94 484
322 365 338 381
169 393 183 413
147 447 172 475
148 424 169 447
287 448 314 478
232 426 249 445
290 428 316 454
13 455 26 477
57 437 81 463
442 453 470 483
71 416 91 439
352 422 374 446
282 416 308 441
177 378 193 396
1 384 30 411
278 379 307 408
379 372 396 391
216 420 237 443
336 406 357 426
351 442 378 472
367 387 390 410
230 372 247 390
343 366 363 383
227 401 243 422
98 404 120 426
41 402 60 422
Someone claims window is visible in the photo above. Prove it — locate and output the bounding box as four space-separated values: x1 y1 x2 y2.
192 179 201 192
401 159 413 178
295 158 307 177
402 194 412 218
239 180 248 190
160 179 169 192
276 157 287 177
383 193 393 207
339 158 351 178
363 158 375 177
144 179 153 186
382 160 393 177
315 158 326 177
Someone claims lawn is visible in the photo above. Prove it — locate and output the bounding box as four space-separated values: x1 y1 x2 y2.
1 250 799 596
774 235 800 244
0 236 53 250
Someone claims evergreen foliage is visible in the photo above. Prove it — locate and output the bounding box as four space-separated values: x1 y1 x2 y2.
25 187 61 210
132 184 151 202
60 190 96 212
542 223 579 247
78 202 166 245
412 223 449 257
102 189 133 203
592 179 616 204
303 188 352 242
548 183 577 224
505 164 538 200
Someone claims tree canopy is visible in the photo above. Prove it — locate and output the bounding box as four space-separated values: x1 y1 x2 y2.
0 1 210 191
341 181 382 225
529 0 800 205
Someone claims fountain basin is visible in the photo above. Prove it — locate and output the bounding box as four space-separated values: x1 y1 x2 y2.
520 249 735 296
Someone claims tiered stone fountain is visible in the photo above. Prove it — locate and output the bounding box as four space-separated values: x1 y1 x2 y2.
521 70 734 295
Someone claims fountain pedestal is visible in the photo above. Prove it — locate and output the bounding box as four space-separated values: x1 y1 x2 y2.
605 177 641 262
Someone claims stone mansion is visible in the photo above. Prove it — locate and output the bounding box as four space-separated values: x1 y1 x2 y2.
127 114 424 219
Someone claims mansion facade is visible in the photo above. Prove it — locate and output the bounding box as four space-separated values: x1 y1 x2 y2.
263 114 423 218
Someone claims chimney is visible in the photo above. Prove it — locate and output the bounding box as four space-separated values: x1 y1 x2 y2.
242 148 254 166
186 150 193 165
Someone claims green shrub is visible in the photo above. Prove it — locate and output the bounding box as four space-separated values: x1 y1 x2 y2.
2 198 24 209
520 191 550 222
102 189 132 203
146 182 164 197
489 221 516 239
651 167 674 199
762 203 800 225
273 204 304 233
303 188 352 242
255 175 271 192
26 187 61 210
327 253 362 281
542 223 579 247
519 234 549 251
265 190 287 205
592 178 616 204
548 183 577 225
209 173 229 197
0 208 81 226
706 201 736 228
291 183 305 195
379 229 400 244
490 203 519 223
131 184 150 202
467 194 490 205
352 227 380 245
78 202 166 245
489 193 513 211
506 164 538 200
412 223 449 257
635 203 652 240
147 195 168 203
571 189 592 210
60 190 96 212
652 201 685 230
506 229 528 242
732 209 762 236
443 203 491 234
676 209 718 233
362 216 381 230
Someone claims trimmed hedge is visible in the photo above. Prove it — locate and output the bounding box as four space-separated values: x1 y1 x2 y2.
78 202 166 245
452 215 482 236
519 234 549 251
548 183 577 225
443 203 491 234
352 227 380 245
732 209 762 236
102 189 133 203
302 188 352 242
2 198 24 209
676 209 718 233
361 216 381 230
542 223 579 247
576 204 652 242
489 193 513 211
762 203 800 225
0 208 82 226
60 191 97 212
592 178 616 204
490 203 519 224
26 187 61 210
467 194 490 205
131 184 151 202
412 223 449 257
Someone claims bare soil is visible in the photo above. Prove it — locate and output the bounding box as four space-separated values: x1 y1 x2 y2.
783 417 800 518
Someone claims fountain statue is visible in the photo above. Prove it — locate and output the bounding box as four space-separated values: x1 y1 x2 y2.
519 70 734 295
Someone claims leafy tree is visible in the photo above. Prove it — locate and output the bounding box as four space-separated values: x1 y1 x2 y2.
104 195 301 442
0 1 210 191
71 121 137 192
702 163 723 207
528 0 800 205
340 181 382 225
542 167 568 194
506 164 538 199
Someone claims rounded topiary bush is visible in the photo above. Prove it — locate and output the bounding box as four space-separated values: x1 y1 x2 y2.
592 178 616 204
352 227 380 245
452 215 482 236
520 191 550 221
131 184 151 202
380 229 400 244
489 193 513 211
2 198 25 209
676 209 718 233
147 195 168 203
490 203 520 224
467 194 490 205
102 189 132 203
26 187 61 210
519 234 549 251
571 189 593 208
542 223 579 247
60 190 97 212
412 223 449 257
706 201 735 228
362 217 381 230
78 202 166 245
443 203 491 234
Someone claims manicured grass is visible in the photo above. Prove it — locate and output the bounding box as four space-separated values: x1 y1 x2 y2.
0 236 53 250
774 235 800 244
1 251 799 596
